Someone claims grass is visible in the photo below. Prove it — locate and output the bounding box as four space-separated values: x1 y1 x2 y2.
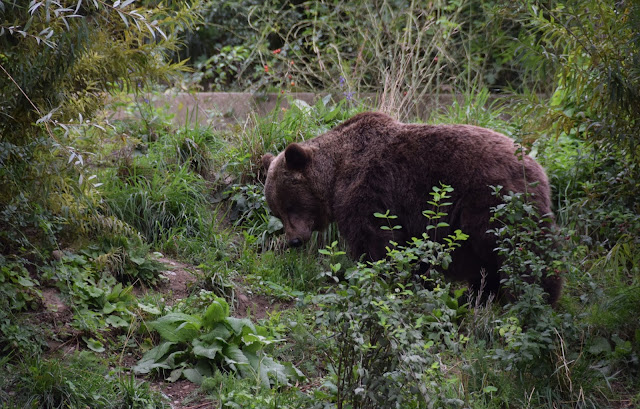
1 352 166 409
1 90 639 408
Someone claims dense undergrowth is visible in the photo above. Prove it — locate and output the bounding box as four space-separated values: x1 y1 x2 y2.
2 0 639 408
1 91 638 408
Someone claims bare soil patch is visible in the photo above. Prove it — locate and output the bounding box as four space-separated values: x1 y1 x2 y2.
154 257 198 304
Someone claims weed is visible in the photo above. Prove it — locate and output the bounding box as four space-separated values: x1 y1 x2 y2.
200 370 312 409
315 186 470 408
0 256 41 312
134 296 304 387
1 351 166 409
103 164 208 245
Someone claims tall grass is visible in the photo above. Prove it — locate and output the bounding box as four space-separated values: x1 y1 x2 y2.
103 165 208 244
1 352 166 409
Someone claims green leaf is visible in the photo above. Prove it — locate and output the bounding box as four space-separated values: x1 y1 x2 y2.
483 385 498 393
244 351 304 388
246 351 283 388
83 337 105 353
588 336 611 355
227 317 256 335
130 256 146 265
222 344 250 375
200 322 233 343
202 297 230 328
107 283 124 301
86 286 104 298
102 301 116 314
106 315 129 328
168 368 183 382
16 275 35 287
138 302 162 315
149 313 202 342
241 332 268 347
183 368 204 385
282 361 306 383
292 99 312 114
192 338 224 360
266 216 283 233
133 342 177 374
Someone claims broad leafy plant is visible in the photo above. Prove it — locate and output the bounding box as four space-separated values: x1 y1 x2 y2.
134 296 304 387
53 252 146 353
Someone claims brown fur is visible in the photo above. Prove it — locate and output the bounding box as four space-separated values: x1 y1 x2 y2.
262 112 562 303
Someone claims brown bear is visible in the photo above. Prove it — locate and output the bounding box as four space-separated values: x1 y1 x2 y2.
261 112 562 304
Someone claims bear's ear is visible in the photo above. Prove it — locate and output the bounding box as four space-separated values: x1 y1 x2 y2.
284 143 311 171
262 153 275 170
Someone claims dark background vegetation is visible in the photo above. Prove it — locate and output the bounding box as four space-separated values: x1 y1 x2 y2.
1 0 639 407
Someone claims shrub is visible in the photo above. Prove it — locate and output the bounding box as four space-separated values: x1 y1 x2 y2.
0 0 203 261
487 186 566 371
315 186 469 408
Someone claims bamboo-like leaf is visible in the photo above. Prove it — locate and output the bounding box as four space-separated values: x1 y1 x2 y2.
24 16 34 31
55 7 73 15
28 1 43 15
155 26 167 40
144 21 155 39
117 10 128 27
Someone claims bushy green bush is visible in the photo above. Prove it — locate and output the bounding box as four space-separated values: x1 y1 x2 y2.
511 0 640 231
487 186 567 371
178 1 562 99
314 186 469 408
0 1 203 260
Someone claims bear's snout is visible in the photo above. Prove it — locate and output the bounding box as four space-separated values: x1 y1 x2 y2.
288 238 303 247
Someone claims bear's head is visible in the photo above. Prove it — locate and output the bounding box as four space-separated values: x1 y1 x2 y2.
262 143 330 248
